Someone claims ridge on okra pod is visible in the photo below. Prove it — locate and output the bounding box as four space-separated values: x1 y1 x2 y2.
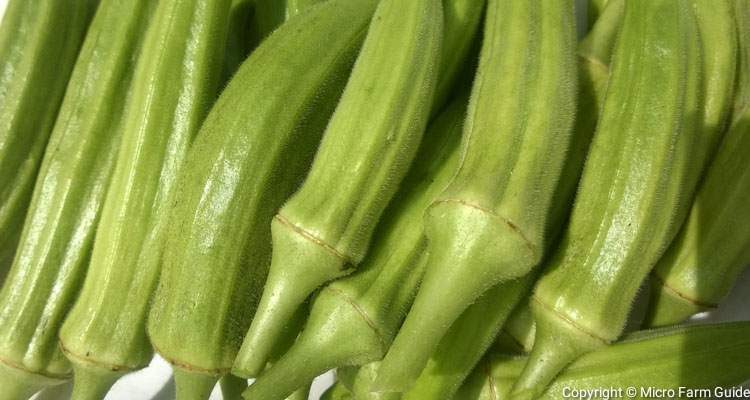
458 322 750 399
243 93 468 400
374 0 578 392
57 0 232 398
510 0 726 397
0 0 154 397
0 0 96 274
645 0 750 328
233 0 444 380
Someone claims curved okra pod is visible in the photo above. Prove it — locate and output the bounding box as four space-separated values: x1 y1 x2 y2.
147 0 381 397
510 1 702 397
0 0 155 397
459 322 750 399
646 0 750 327
374 1 578 392
0 0 96 274
57 0 232 398
234 0 443 379
242 96 467 400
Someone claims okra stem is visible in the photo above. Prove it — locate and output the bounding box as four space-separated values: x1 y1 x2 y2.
68 364 120 400
173 369 219 400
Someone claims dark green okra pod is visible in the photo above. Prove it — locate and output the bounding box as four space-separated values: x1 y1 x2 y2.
0 0 155 397
0 0 96 274
459 322 750 399
244 95 467 400
510 1 702 397
375 0 578 391
646 0 750 327
234 0 443 379
148 0 381 397
58 0 232 398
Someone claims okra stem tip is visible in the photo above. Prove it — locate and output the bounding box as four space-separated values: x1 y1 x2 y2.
509 298 606 399
233 218 350 378
0 371 43 400
173 368 219 400
70 364 122 400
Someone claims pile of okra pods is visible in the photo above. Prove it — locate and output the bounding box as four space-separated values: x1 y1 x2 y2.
1 0 750 399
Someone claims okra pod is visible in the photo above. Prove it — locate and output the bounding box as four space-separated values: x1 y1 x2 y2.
243 95 467 400
0 0 155 397
0 0 96 274
460 322 750 399
234 0 443 379
510 1 702 397
645 0 750 327
374 1 578 391
58 0 231 398
148 0 380 397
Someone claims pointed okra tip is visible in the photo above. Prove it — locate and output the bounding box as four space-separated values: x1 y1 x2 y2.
509 297 606 400
70 363 122 400
173 367 219 400
233 217 350 378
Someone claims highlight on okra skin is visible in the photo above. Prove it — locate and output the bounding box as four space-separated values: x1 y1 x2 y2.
1 0 750 399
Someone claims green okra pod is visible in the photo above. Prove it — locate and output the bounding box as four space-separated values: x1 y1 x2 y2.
147 0 380 397
399 6 625 397
243 95 467 400
234 0 443 379
58 0 232 398
0 0 155 397
510 1 703 397
645 0 750 328
374 0 578 391
459 322 750 399
0 0 97 275
321 382 355 400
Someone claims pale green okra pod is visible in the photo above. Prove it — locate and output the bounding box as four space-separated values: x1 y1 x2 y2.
148 0 381 398
374 0 578 391
234 0 444 379
0 0 155 397
511 1 703 397
57 0 232 398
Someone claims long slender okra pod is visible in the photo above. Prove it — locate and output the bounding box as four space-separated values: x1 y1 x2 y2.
243 95 467 400
0 0 96 273
147 0 381 397
459 322 750 399
374 1 578 392
220 0 256 84
234 0 443 379
57 1 232 398
0 0 156 397
646 0 750 327
510 1 701 397
399 6 624 397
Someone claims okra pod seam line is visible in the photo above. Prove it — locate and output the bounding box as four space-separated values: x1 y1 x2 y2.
58 341 131 372
649 273 719 309
0 356 69 380
530 296 609 344
325 286 388 350
274 214 351 264
152 343 228 376
428 198 537 258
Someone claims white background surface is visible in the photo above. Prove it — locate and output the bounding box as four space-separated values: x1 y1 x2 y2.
2 0 749 399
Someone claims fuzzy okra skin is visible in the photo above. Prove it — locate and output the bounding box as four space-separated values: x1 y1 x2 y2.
458 322 750 399
57 0 232 398
243 96 467 400
374 1 578 392
234 0 443 380
645 0 750 327
510 1 700 398
0 0 156 397
0 0 97 274
147 0 381 396
398 6 624 397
